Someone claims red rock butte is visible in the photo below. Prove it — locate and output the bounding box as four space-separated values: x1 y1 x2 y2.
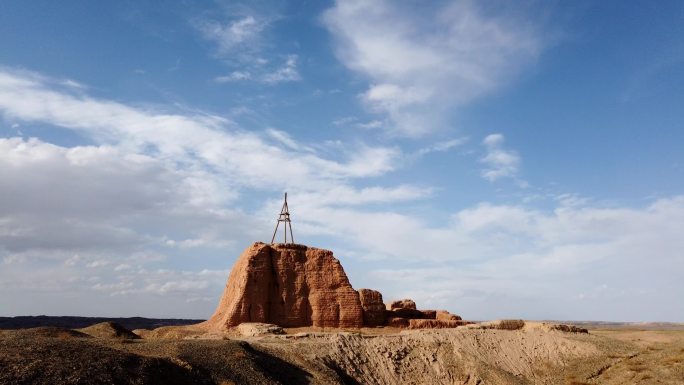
202 242 363 329
201 242 464 331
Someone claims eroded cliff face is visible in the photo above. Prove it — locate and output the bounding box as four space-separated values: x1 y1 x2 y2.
203 243 363 330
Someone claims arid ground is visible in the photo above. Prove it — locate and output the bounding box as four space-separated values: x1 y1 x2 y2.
1 321 683 385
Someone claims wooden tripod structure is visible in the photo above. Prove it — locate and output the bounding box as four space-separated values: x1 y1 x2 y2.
271 192 294 244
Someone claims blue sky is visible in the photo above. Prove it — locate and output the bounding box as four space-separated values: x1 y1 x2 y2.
0 0 683 321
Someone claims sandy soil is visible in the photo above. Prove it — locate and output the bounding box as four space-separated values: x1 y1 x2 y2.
1 323 683 385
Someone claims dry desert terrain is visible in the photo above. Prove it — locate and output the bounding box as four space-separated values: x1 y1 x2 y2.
1 321 683 385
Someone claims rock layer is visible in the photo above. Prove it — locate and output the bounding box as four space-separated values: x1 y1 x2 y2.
202 243 363 330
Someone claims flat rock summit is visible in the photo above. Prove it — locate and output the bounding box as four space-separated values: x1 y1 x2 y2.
201 242 462 331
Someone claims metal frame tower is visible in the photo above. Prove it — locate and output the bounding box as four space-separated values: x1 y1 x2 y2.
271 192 294 244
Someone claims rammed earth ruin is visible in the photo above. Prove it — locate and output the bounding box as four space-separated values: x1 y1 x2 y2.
200 242 465 331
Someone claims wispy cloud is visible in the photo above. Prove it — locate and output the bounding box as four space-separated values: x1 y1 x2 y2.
480 133 521 182
194 15 268 56
323 0 542 136
356 120 384 130
261 55 300 84
265 128 312 151
415 137 469 157
194 9 300 85
330 117 385 130
214 71 252 83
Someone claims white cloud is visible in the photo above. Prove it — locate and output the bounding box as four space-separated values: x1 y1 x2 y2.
292 185 432 207
0 137 258 258
330 118 386 131
480 133 521 182
332 116 356 126
214 71 252 82
144 280 209 295
194 10 300 86
362 84 432 112
195 15 267 56
63 254 81 267
265 128 311 151
322 0 541 136
87 259 110 268
296 195 684 321
356 120 383 130
0 70 411 264
415 137 469 157
261 55 300 84
0 69 399 188
114 263 131 271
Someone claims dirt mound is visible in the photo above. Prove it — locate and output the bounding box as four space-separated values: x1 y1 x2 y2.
237 323 285 337
407 319 470 329
201 242 364 330
133 325 205 340
79 322 141 339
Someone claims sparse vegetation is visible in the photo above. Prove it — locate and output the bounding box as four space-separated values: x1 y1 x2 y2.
498 319 526 330
481 319 526 330
551 324 589 334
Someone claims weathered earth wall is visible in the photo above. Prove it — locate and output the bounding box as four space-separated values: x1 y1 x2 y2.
202 243 364 330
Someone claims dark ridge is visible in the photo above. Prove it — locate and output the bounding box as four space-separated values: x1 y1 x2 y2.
0 316 205 330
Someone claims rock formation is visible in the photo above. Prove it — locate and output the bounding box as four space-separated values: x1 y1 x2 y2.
202 242 363 330
388 299 416 310
201 242 465 331
388 307 429 319
236 323 285 337
358 289 386 326
436 310 462 321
